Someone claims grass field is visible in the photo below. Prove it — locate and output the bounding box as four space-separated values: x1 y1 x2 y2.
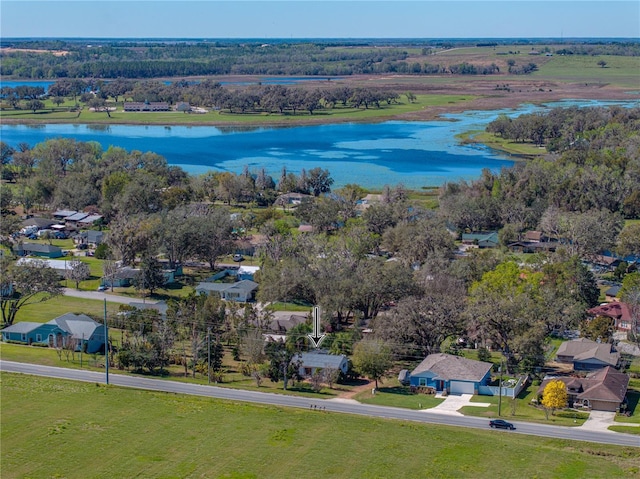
2 372 639 479
534 55 640 86
13 295 120 323
0 93 475 125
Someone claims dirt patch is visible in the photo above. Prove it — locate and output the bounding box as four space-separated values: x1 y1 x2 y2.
337 379 374 399
1 47 70 57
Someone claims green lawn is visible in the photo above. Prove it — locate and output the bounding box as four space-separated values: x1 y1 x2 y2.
460 385 591 427
0 94 476 125
354 382 444 410
2 372 638 479
534 55 640 87
13 295 120 323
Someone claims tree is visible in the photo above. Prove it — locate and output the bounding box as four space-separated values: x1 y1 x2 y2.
305 167 334 196
616 223 640 257
541 380 568 419
190 206 234 269
264 338 299 390
351 339 392 390
0 259 63 326
65 259 90 289
134 255 166 296
597 60 607 68
580 315 614 343
27 99 45 113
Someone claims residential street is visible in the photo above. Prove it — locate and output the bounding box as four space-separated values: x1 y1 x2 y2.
63 288 159 305
2 360 638 448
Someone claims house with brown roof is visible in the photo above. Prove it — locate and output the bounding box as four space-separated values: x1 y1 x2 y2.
588 302 636 333
409 353 493 395
537 367 629 412
555 338 620 371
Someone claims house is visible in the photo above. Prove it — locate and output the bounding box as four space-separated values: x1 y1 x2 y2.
507 240 558 254
274 192 313 207
295 351 349 377
1 313 106 353
64 212 90 227
585 255 621 273
196 280 258 302
101 266 139 288
409 353 493 395
52 209 77 221
555 338 620 371
16 257 71 277
128 301 169 320
22 217 56 230
77 215 103 227
73 230 104 247
355 194 382 212
538 367 629 412
124 101 170 112
461 231 499 248
267 313 308 333
14 242 64 258
237 265 260 281
604 285 621 302
588 302 636 333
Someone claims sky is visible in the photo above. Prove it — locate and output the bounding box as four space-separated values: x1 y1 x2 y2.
1 0 638 39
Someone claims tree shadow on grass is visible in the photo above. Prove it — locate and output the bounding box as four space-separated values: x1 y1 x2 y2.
376 386 415 396
625 390 639 415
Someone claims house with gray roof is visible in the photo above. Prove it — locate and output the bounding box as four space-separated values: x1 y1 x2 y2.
2 313 105 353
555 338 620 371
196 280 258 302
295 351 349 377
409 353 493 395
14 242 64 258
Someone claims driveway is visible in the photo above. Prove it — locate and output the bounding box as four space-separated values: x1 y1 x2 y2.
427 393 491 416
579 411 618 432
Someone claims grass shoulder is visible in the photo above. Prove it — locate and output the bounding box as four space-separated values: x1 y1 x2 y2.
2 372 639 479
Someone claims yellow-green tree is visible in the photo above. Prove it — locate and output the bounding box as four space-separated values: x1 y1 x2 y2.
541 379 568 419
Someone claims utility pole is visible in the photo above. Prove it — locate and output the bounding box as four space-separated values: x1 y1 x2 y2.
207 327 211 385
80 332 84 368
498 359 503 417
104 299 109 385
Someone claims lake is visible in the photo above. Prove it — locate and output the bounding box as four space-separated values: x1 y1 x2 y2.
0 99 636 189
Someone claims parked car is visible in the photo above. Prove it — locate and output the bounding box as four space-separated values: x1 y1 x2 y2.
233 254 244 262
97 285 107 292
489 419 515 430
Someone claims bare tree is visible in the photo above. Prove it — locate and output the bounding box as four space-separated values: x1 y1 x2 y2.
65 259 90 289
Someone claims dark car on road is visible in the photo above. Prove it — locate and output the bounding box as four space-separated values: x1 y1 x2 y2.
489 419 515 430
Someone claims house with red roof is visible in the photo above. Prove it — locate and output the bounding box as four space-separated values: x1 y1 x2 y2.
588 302 636 333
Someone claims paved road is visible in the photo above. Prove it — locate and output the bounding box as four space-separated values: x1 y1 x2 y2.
64 288 159 304
2 360 638 447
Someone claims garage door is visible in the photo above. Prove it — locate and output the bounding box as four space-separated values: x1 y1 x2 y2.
449 381 475 394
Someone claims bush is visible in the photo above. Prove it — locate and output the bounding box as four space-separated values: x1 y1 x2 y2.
477 347 491 362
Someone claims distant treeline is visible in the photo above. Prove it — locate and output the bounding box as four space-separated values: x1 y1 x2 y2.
4 39 635 79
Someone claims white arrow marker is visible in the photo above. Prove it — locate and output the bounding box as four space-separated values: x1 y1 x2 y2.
307 306 326 348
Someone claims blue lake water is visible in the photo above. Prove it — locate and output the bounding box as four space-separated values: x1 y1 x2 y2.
0 99 636 188
0 77 341 93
